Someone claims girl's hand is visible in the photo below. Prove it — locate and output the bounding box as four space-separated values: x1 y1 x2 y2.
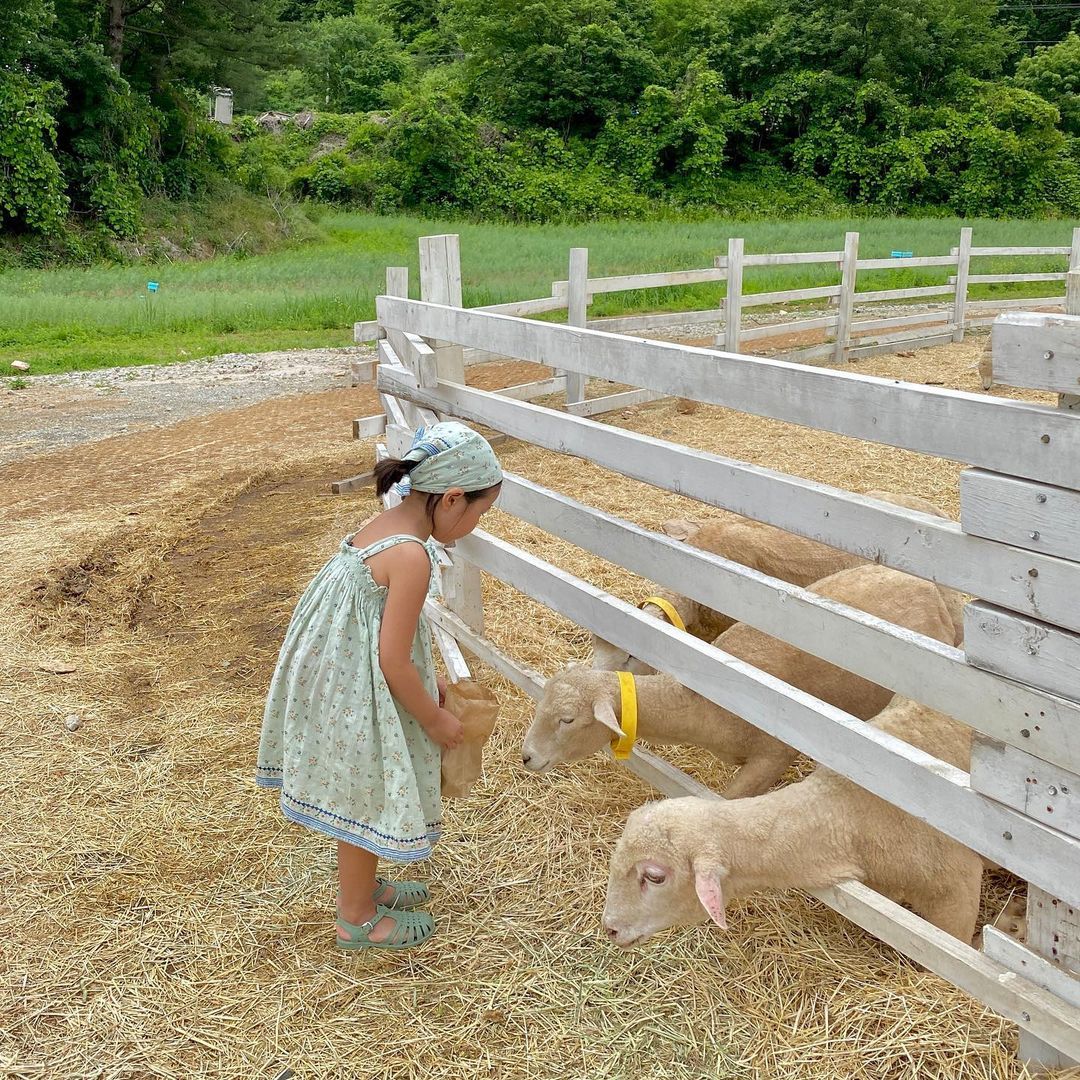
427 707 464 751
437 675 448 708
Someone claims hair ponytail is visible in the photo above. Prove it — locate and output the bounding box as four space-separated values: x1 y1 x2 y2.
373 456 420 496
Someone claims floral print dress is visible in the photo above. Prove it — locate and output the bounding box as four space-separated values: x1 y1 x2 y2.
256 534 442 861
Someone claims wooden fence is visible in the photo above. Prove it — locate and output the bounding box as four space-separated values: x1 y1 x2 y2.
358 233 1080 1069
354 227 1080 412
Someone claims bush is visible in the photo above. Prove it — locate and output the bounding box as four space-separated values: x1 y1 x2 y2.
0 72 68 233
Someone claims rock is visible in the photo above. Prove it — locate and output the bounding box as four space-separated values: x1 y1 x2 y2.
11 360 30 372
65 714 82 731
39 661 76 675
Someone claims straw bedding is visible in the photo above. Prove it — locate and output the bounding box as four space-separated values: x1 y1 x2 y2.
0 337 1073 1079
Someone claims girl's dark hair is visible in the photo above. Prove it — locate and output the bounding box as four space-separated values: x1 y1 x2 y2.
373 456 420 497
373 457 501 516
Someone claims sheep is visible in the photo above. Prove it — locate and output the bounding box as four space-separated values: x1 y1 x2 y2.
600 695 984 946
524 562 959 798
591 490 956 675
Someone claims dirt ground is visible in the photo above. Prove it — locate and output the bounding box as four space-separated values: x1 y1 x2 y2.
0 336 1066 1080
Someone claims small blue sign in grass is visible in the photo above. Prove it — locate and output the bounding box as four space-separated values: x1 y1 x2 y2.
147 281 159 292
890 251 914 259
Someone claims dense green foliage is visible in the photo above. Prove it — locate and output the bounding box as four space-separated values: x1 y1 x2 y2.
3 0 1080 245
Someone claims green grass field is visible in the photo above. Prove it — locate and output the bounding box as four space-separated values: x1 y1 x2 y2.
1 213 1076 377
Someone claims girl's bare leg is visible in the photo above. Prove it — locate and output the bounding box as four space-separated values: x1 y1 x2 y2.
337 840 395 942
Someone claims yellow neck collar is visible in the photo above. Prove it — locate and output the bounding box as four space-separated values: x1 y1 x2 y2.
611 671 638 760
640 595 686 633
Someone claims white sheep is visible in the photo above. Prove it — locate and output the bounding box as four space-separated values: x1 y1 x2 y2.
592 490 956 675
601 695 984 946
525 562 959 798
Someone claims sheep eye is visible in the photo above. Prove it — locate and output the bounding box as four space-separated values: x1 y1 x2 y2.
642 870 666 886
559 716 575 725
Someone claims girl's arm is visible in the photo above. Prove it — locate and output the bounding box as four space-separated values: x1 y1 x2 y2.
378 544 463 747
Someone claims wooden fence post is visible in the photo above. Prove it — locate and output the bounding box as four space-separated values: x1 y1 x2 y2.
952 226 973 343
723 237 744 353
1062 268 1080 414
419 234 465 384
416 234 484 632
565 247 589 406
834 231 860 363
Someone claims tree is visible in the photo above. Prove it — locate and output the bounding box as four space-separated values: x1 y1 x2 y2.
446 0 662 134
302 14 409 111
1015 33 1080 136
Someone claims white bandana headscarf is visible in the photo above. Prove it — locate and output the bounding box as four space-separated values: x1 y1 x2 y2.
395 421 503 497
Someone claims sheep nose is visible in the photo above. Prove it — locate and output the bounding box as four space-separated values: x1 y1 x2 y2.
602 919 619 940
522 752 532 766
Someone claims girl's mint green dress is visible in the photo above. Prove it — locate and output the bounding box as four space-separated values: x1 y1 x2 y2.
256 533 442 862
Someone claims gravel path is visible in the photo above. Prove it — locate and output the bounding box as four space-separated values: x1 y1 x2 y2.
0 346 375 465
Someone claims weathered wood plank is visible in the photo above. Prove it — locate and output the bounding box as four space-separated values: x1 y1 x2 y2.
851 310 952 334
964 601 1080 704
963 273 1067 285
740 250 844 267
495 376 567 402
377 368 1080 640
779 342 838 363
565 247 589 406
852 326 956 350
552 267 726 296
739 316 837 343
822 332 958 360
495 473 1080 771
856 285 956 302
967 296 1066 311
960 469 1080 563
970 247 1071 256
952 227 973 343
565 388 666 417
475 295 567 316
376 297 1080 490
740 284 840 308
586 308 726 333
991 312 1080 396
352 414 387 439
834 231 859 363
984 927 1080 1069
856 255 959 270
970 735 1080 839
455 527 1080 902
1030 887 1080 975
724 237 744 352
353 319 383 343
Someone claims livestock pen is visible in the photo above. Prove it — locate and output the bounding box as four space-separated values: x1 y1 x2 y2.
359 233 1080 1072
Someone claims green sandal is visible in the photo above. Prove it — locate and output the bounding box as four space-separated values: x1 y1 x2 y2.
336 905 435 950
373 876 430 911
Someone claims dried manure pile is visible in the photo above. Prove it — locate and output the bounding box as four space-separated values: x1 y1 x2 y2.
0 334 1073 1076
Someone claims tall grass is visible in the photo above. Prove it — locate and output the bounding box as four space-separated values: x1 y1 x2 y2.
1 213 1075 375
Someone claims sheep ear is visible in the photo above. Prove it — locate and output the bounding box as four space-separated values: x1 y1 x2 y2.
592 697 623 736
693 860 728 929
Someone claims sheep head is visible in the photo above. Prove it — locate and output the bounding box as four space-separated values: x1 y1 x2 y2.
602 798 730 948
521 666 623 772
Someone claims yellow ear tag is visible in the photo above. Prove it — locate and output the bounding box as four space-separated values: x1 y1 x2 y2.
611 671 638 760
640 596 686 633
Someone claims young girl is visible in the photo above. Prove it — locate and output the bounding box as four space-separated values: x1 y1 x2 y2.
256 421 502 950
